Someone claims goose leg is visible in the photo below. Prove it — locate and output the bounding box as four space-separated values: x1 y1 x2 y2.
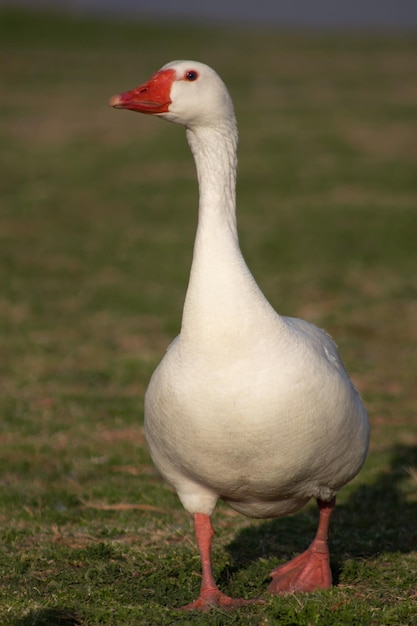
181 512 257 611
268 497 335 594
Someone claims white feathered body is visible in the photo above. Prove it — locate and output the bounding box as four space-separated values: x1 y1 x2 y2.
146 322 368 519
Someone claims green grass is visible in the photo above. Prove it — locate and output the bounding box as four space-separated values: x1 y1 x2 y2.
1 7 417 625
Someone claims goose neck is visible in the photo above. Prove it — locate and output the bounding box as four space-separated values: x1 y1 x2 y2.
186 123 238 238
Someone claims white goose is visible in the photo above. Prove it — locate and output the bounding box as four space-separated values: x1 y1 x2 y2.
110 60 369 611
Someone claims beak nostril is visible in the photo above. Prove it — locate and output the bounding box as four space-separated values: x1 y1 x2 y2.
139 87 148 94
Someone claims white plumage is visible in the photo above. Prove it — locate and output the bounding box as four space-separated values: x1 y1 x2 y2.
110 60 369 611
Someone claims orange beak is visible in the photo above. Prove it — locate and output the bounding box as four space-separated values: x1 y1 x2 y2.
109 68 175 114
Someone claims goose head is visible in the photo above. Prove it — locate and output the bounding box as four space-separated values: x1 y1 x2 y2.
109 60 235 130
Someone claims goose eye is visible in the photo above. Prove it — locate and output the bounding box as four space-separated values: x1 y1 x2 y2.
185 70 198 81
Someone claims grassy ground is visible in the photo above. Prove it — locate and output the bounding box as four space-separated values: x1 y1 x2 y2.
1 8 416 625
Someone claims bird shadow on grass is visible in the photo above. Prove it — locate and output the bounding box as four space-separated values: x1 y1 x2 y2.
221 443 417 588
14 607 83 626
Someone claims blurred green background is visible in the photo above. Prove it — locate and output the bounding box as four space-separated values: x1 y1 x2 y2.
0 7 416 625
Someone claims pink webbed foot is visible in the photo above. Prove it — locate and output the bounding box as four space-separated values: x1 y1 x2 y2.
268 498 335 595
179 512 261 611
181 588 258 612
268 542 331 593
